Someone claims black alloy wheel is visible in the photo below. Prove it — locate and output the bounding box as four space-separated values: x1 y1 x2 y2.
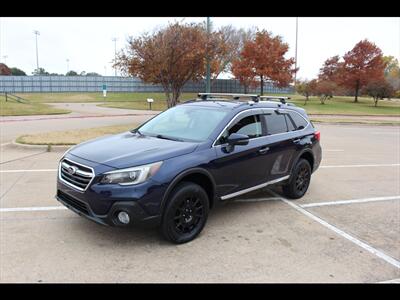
282 159 312 199
161 182 209 244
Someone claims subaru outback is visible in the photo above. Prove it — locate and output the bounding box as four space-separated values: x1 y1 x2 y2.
56 93 322 243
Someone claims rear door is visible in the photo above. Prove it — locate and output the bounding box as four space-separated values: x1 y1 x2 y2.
261 109 297 181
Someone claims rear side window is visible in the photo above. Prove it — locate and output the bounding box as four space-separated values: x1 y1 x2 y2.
285 115 296 131
264 112 288 135
289 111 308 130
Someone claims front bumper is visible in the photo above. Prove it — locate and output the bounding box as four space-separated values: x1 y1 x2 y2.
56 189 161 228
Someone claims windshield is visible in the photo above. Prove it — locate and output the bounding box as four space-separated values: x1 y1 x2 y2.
137 105 229 142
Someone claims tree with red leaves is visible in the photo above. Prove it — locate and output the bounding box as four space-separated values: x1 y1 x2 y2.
231 30 296 95
0 63 12 75
319 40 386 103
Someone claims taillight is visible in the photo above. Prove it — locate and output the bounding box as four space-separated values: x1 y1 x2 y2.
314 131 320 141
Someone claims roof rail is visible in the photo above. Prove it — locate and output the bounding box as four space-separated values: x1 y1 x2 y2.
198 93 260 102
259 96 291 104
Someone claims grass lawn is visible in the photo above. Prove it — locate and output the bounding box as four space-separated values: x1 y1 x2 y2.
0 97 71 116
311 118 400 126
100 94 400 116
16 123 139 145
6 92 400 116
12 92 198 103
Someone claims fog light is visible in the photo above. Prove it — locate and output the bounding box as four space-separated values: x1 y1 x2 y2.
117 211 130 224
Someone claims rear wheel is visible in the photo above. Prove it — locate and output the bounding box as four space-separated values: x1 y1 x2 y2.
161 182 209 244
282 159 311 199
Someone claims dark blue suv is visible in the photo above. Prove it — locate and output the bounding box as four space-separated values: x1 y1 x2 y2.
56 93 322 243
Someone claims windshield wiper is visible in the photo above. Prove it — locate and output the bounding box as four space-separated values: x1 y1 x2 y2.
131 128 144 136
156 134 184 142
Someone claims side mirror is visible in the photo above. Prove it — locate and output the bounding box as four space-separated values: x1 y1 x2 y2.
227 133 249 146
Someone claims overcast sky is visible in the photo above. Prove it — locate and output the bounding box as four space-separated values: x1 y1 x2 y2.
0 17 399 79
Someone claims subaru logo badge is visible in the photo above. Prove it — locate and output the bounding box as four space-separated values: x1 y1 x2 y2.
67 166 77 175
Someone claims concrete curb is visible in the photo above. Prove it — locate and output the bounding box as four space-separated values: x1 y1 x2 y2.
10 140 72 153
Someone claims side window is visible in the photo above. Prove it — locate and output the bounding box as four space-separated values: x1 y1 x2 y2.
219 115 262 144
285 115 296 131
264 112 288 135
289 112 308 130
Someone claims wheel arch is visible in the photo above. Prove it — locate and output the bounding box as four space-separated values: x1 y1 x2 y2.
291 148 315 174
161 168 217 212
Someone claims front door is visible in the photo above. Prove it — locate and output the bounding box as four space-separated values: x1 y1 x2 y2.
211 111 270 198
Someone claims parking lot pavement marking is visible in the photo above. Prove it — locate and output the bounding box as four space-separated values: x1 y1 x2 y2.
320 163 400 168
301 196 400 208
0 169 58 173
0 142 11 147
0 206 67 212
324 149 345 152
267 190 400 269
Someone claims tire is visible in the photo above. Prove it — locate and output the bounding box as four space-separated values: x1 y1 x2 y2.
160 182 209 244
282 159 311 199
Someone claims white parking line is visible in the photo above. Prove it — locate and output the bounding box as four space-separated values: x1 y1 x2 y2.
0 169 58 173
301 196 400 208
320 163 400 168
268 190 400 269
0 206 67 212
0 142 11 147
324 149 345 152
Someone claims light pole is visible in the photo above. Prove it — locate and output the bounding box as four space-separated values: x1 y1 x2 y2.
294 17 298 87
66 59 69 73
33 30 40 72
205 17 211 93
112 37 117 76
2 55 7 64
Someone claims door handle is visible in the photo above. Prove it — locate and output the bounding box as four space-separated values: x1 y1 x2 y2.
258 147 269 154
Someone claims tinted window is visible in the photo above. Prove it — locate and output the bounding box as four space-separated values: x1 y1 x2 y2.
219 115 262 144
289 111 308 130
264 112 288 135
285 115 296 131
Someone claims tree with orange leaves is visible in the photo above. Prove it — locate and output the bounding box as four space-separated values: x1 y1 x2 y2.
319 40 386 103
231 30 296 95
115 22 219 108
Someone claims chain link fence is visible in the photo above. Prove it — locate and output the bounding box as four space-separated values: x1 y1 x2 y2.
0 76 294 94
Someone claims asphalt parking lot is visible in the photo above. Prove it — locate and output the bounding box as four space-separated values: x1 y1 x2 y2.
1 122 399 283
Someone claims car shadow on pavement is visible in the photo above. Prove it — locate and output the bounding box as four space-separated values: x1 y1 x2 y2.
66 188 284 247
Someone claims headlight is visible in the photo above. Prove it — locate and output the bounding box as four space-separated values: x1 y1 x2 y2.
100 161 163 186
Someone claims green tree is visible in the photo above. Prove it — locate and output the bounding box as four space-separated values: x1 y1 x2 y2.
85 72 101 76
66 70 78 76
32 68 49 75
10 67 26 76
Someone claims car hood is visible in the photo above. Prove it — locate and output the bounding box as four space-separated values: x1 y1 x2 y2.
69 131 198 169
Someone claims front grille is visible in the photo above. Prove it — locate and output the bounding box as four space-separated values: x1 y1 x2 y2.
59 158 94 191
57 190 90 215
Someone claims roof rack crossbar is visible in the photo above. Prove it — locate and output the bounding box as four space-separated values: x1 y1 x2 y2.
259 96 291 104
198 93 260 102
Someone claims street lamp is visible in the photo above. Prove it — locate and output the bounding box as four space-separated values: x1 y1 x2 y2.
33 30 40 71
294 17 299 87
112 37 117 76
66 59 69 73
2 55 7 64
206 17 211 93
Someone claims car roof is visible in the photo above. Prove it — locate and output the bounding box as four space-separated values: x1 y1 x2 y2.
181 99 307 116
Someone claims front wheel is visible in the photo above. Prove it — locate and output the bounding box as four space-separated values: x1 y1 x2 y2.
282 159 311 199
160 182 209 244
